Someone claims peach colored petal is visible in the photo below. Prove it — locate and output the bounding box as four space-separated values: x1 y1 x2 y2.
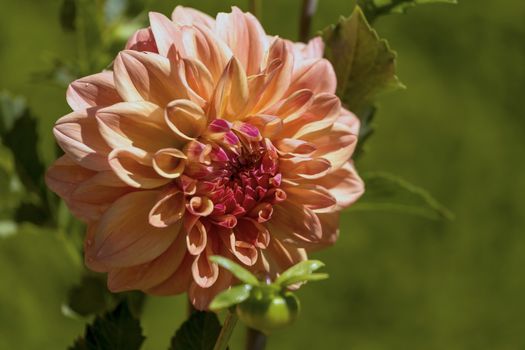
283 182 337 213
192 244 219 288
91 190 181 267
96 101 175 152
146 253 193 296
189 262 233 310
67 71 121 111
148 188 185 228
108 229 187 292
113 50 188 106
273 89 314 119
165 99 208 140
315 162 365 209
152 148 186 179
299 120 358 170
179 25 233 82
263 238 307 279
307 211 340 250
292 37 325 62
187 220 207 255
268 200 323 247
279 157 331 180
171 6 215 29
187 196 214 216
148 12 183 57
279 93 341 139
216 7 267 75
244 114 283 138
275 138 317 156
183 58 214 101
251 39 294 113
125 27 158 53
210 57 249 120
108 148 170 189
53 108 111 171
287 58 337 95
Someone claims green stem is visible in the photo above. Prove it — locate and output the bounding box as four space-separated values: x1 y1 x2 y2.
248 0 262 20
299 0 318 42
213 310 239 350
246 327 267 350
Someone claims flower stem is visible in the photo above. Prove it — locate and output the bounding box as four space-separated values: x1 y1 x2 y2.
249 0 262 20
246 327 267 350
213 310 239 350
299 0 318 42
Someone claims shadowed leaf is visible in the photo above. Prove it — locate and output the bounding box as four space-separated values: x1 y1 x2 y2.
350 172 454 220
169 311 224 350
69 301 145 350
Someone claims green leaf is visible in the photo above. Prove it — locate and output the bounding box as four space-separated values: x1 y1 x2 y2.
322 6 404 118
209 256 260 286
0 92 51 224
358 0 458 23
279 273 330 287
169 311 223 350
350 172 454 220
353 104 377 159
66 275 116 317
69 301 145 350
275 260 325 287
210 284 252 311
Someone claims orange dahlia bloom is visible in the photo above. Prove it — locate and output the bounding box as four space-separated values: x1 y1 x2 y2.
46 6 364 309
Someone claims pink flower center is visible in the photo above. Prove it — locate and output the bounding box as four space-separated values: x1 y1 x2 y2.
178 120 285 229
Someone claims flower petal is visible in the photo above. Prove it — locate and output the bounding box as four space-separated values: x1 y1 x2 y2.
108 147 170 189
315 162 365 209
125 27 158 53
146 253 193 296
96 101 175 152
152 148 187 179
287 58 337 95
67 71 121 111
113 50 188 106
165 99 208 140
171 6 215 28
149 188 186 228
215 7 267 75
90 190 181 267
53 108 111 171
108 230 187 292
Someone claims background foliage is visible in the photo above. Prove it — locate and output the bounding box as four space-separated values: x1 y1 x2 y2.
1 0 524 349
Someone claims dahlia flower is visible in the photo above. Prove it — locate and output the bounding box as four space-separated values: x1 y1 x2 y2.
46 6 364 309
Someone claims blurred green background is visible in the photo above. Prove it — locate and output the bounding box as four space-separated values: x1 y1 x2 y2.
1 0 524 349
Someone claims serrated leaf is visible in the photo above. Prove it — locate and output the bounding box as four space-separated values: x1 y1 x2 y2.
210 284 252 311
275 260 325 286
350 172 454 220
280 273 330 287
358 0 457 22
322 6 404 118
169 311 223 350
209 256 259 286
69 301 145 350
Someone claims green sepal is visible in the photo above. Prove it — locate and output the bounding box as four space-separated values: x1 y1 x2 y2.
209 256 260 286
275 260 325 287
210 284 253 311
